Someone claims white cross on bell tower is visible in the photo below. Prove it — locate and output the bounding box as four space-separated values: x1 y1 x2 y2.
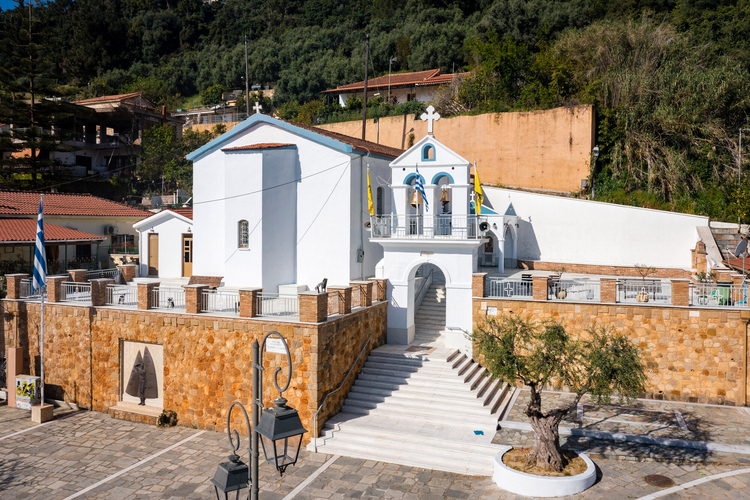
253 101 262 114
420 105 440 135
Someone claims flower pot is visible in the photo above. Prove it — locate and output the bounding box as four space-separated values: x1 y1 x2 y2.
636 288 649 303
493 446 597 497
556 289 568 300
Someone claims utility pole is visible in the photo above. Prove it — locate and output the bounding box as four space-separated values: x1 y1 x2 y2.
388 56 397 103
361 34 369 141
244 35 250 117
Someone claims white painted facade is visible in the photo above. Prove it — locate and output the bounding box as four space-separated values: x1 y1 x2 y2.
483 188 708 270
133 211 193 279
185 114 392 291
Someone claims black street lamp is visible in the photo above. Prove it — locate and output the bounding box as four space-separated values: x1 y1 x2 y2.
212 331 307 500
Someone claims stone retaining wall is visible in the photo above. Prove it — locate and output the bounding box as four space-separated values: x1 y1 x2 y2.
2 299 387 441
474 299 750 406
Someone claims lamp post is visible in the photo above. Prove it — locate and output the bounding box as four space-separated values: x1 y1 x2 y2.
211 331 307 500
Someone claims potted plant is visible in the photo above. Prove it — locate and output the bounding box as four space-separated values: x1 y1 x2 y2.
694 271 717 306
551 265 568 299
634 264 657 302
474 314 646 496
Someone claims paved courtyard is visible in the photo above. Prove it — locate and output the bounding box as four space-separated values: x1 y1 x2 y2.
1 402 750 499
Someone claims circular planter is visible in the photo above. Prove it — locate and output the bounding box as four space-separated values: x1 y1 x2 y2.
492 446 597 497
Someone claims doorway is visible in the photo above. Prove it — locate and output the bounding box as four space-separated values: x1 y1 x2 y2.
182 234 193 277
147 234 159 276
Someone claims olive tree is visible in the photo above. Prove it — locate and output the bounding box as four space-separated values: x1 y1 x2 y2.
474 314 647 472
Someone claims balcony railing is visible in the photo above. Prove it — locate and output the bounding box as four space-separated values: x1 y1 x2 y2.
108 245 139 255
200 289 240 314
87 269 119 280
370 215 485 239
487 278 532 299
106 285 137 307
617 281 671 305
255 293 299 319
690 283 747 308
150 287 186 311
61 282 91 303
548 280 600 302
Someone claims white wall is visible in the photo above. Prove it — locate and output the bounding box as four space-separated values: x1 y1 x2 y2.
135 213 192 279
483 187 708 270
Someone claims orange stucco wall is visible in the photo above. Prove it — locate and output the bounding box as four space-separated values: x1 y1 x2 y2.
318 105 595 193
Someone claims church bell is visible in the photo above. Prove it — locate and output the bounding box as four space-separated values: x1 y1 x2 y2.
410 189 423 208
439 187 450 205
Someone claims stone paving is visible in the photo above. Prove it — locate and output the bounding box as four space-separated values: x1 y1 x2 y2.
504 389 750 445
1 402 750 499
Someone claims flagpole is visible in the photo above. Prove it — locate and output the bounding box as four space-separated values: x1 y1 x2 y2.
40 193 45 405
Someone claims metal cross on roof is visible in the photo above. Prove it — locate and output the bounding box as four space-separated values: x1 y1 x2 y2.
253 102 262 114
420 105 440 135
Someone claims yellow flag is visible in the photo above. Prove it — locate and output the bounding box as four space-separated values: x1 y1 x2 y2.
367 168 375 216
474 161 483 215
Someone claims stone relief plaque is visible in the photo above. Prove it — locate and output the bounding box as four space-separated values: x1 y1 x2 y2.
121 341 164 409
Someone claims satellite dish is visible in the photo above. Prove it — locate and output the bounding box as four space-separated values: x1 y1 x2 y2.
734 239 748 258
151 195 163 208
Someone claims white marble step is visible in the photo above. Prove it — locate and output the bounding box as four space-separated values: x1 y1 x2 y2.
340 401 497 427
345 390 493 416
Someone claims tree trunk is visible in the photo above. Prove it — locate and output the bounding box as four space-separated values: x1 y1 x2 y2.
526 414 566 472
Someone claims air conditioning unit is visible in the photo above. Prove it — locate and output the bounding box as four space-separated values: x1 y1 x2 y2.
106 225 118 235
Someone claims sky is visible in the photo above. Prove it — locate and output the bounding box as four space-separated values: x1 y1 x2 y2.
1 0 19 10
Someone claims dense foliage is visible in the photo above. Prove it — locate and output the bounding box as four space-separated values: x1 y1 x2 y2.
1 0 749 218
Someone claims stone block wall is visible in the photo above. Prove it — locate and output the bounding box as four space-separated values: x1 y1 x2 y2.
474 298 750 406
1 299 387 442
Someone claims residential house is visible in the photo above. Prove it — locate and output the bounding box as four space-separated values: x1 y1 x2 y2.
322 69 467 107
0 190 150 272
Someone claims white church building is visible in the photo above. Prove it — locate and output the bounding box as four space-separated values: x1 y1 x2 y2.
139 107 713 352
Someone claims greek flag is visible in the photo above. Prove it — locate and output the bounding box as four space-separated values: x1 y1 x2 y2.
415 167 429 212
32 196 46 292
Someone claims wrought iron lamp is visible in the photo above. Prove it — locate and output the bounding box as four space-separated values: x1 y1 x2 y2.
212 331 307 500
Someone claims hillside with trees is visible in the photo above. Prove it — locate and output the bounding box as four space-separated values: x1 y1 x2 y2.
1 0 749 220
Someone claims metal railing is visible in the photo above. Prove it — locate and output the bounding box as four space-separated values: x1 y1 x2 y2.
150 287 186 311
548 280 600 302
61 282 91 303
105 285 137 307
18 278 46 298
486 278 533 299
108 245 139 255
370 214 484 239
255 293 299 319
690 283 747 308
617 281 671 305
352 284 369 308
200 289 240 314
313 331 375 453
86 269 119 281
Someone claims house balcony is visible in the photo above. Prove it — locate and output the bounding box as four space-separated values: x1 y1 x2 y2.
370 214 490 240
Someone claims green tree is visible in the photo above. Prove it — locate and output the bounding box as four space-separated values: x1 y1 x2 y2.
200 83 225 105
0 0 68 188
473 314 647 472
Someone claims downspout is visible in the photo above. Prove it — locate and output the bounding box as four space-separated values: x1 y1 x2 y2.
744 316 749 406
360 156 365 279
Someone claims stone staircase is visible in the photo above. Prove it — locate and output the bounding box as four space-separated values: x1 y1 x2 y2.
310 277 509 476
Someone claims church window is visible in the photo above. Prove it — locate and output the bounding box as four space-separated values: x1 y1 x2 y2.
422 144 435 161
238 220 249 249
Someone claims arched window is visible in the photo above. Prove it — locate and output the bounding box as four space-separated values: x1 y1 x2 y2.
376 187 384 215
421 144 435 161
238 220 249 249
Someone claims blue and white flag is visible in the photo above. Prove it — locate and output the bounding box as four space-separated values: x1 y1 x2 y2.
32 196 47 292
415 167 429 212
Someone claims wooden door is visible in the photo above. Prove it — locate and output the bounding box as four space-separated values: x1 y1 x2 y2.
147 234 159 276
182 234 193 277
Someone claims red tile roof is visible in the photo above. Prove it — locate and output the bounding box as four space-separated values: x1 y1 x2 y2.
72 92 142 105
0 191 151 217
167 208 193 220
0 219 105 243
222 143 295 151
277 118 404 159
322 69 468 94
